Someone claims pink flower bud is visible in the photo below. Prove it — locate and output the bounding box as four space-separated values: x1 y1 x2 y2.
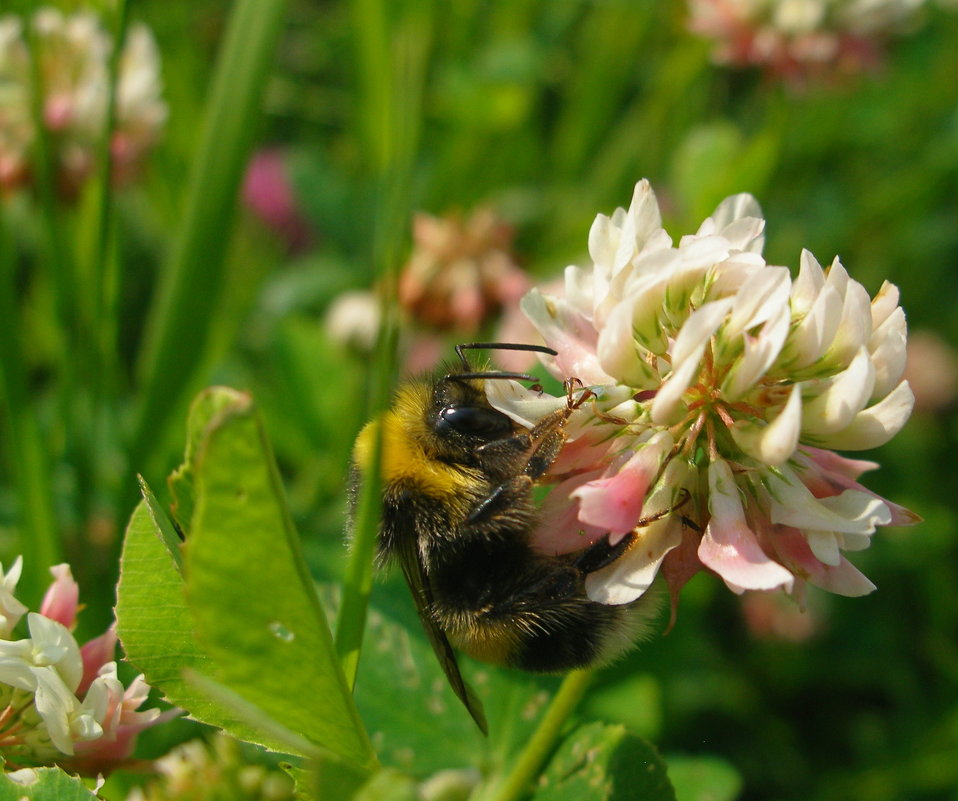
39 564 79 628
78 626 118 696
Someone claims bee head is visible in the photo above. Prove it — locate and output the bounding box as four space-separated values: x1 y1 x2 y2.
428 342 557 459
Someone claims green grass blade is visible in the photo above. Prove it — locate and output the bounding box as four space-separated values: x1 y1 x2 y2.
131 0 289 477
0 219 62 597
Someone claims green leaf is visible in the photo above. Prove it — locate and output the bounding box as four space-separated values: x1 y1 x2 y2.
341 575 556 777
137 476 184 574
582 673 663 739
0 767 100 800
168 386 244 530
354 768 420 801
184 390 375 769
116 499 273 748
351 591 487 774
532 722 676 801
665 755 743 801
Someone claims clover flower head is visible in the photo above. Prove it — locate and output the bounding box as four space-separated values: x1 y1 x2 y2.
124 733 295 801
488 179 918 613
399 207 530 334
242 149 314 252
687 0 927 82
0 557 166 770
0 7 166 195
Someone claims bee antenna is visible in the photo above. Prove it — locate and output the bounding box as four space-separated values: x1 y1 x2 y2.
454 342 558 371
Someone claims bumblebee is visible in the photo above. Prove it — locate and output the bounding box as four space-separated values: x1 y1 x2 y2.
352 343 660 732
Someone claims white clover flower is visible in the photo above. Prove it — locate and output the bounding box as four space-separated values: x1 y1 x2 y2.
31 665 103 755
488 180 919 610
0 7 166 194
0 556 28 637
0 613 81 695
0 557 165 767
688 0 928 80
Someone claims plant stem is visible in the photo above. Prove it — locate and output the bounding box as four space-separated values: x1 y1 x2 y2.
333 1 432 689
477 669 595 801
89 0 129 435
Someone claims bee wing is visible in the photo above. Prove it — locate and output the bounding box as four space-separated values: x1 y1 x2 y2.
395 541 489 736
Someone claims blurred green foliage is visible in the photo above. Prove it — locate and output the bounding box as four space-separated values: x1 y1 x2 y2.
2 0 958 799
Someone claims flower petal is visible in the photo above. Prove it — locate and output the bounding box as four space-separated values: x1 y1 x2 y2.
698 193 765 254
571 431 673 534
40 564 79 629
597 300 659 388
564 264 595 318
724 266 791 340
796 447 921 526
770 526 876 597
869 306 907 401
521 289 614 384
768 467 891 535
0 556 28 637
722 302 790 399
804 530 842 566
651 299 734 424
801 346 876 435
824 276 872 369
785 283 843 369
870 280 900 329
790 249 826 317
813 379 915 450
531 469 608 556
485 378 569 429
698 460 793 592
731 382 802 465
585 518 683 604
31 666 81 755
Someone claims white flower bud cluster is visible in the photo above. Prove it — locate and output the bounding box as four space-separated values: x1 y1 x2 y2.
0 8 165 194
687 0 927 78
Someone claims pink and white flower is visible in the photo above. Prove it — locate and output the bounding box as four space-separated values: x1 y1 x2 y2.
488 179 919 610
0 8 166 195
687 0 927 82
0 558 166 769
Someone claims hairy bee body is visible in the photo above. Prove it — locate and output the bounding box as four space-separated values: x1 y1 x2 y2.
353 352 658 729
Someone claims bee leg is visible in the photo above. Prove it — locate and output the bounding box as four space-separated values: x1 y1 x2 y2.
465 475 533 526
572 532 638 575
572 490 697 574
478 409 569 482
468 418 569 528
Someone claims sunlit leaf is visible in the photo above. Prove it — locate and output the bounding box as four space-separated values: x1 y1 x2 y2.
532 722 675 801
116 499 274 749
0 767 100 800
184 388 375 768
665 754 743 801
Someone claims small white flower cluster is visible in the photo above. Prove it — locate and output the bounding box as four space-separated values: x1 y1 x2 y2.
688 0 927 79
0 8 165 194
489 180 918 609
0 557 161 768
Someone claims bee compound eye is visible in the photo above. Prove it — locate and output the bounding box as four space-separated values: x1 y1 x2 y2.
438 404 513 439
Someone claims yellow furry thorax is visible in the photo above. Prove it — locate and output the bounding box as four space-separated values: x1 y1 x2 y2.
352 382 479 499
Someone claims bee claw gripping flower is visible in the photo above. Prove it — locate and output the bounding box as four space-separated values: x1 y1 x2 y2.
487 179 918 610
